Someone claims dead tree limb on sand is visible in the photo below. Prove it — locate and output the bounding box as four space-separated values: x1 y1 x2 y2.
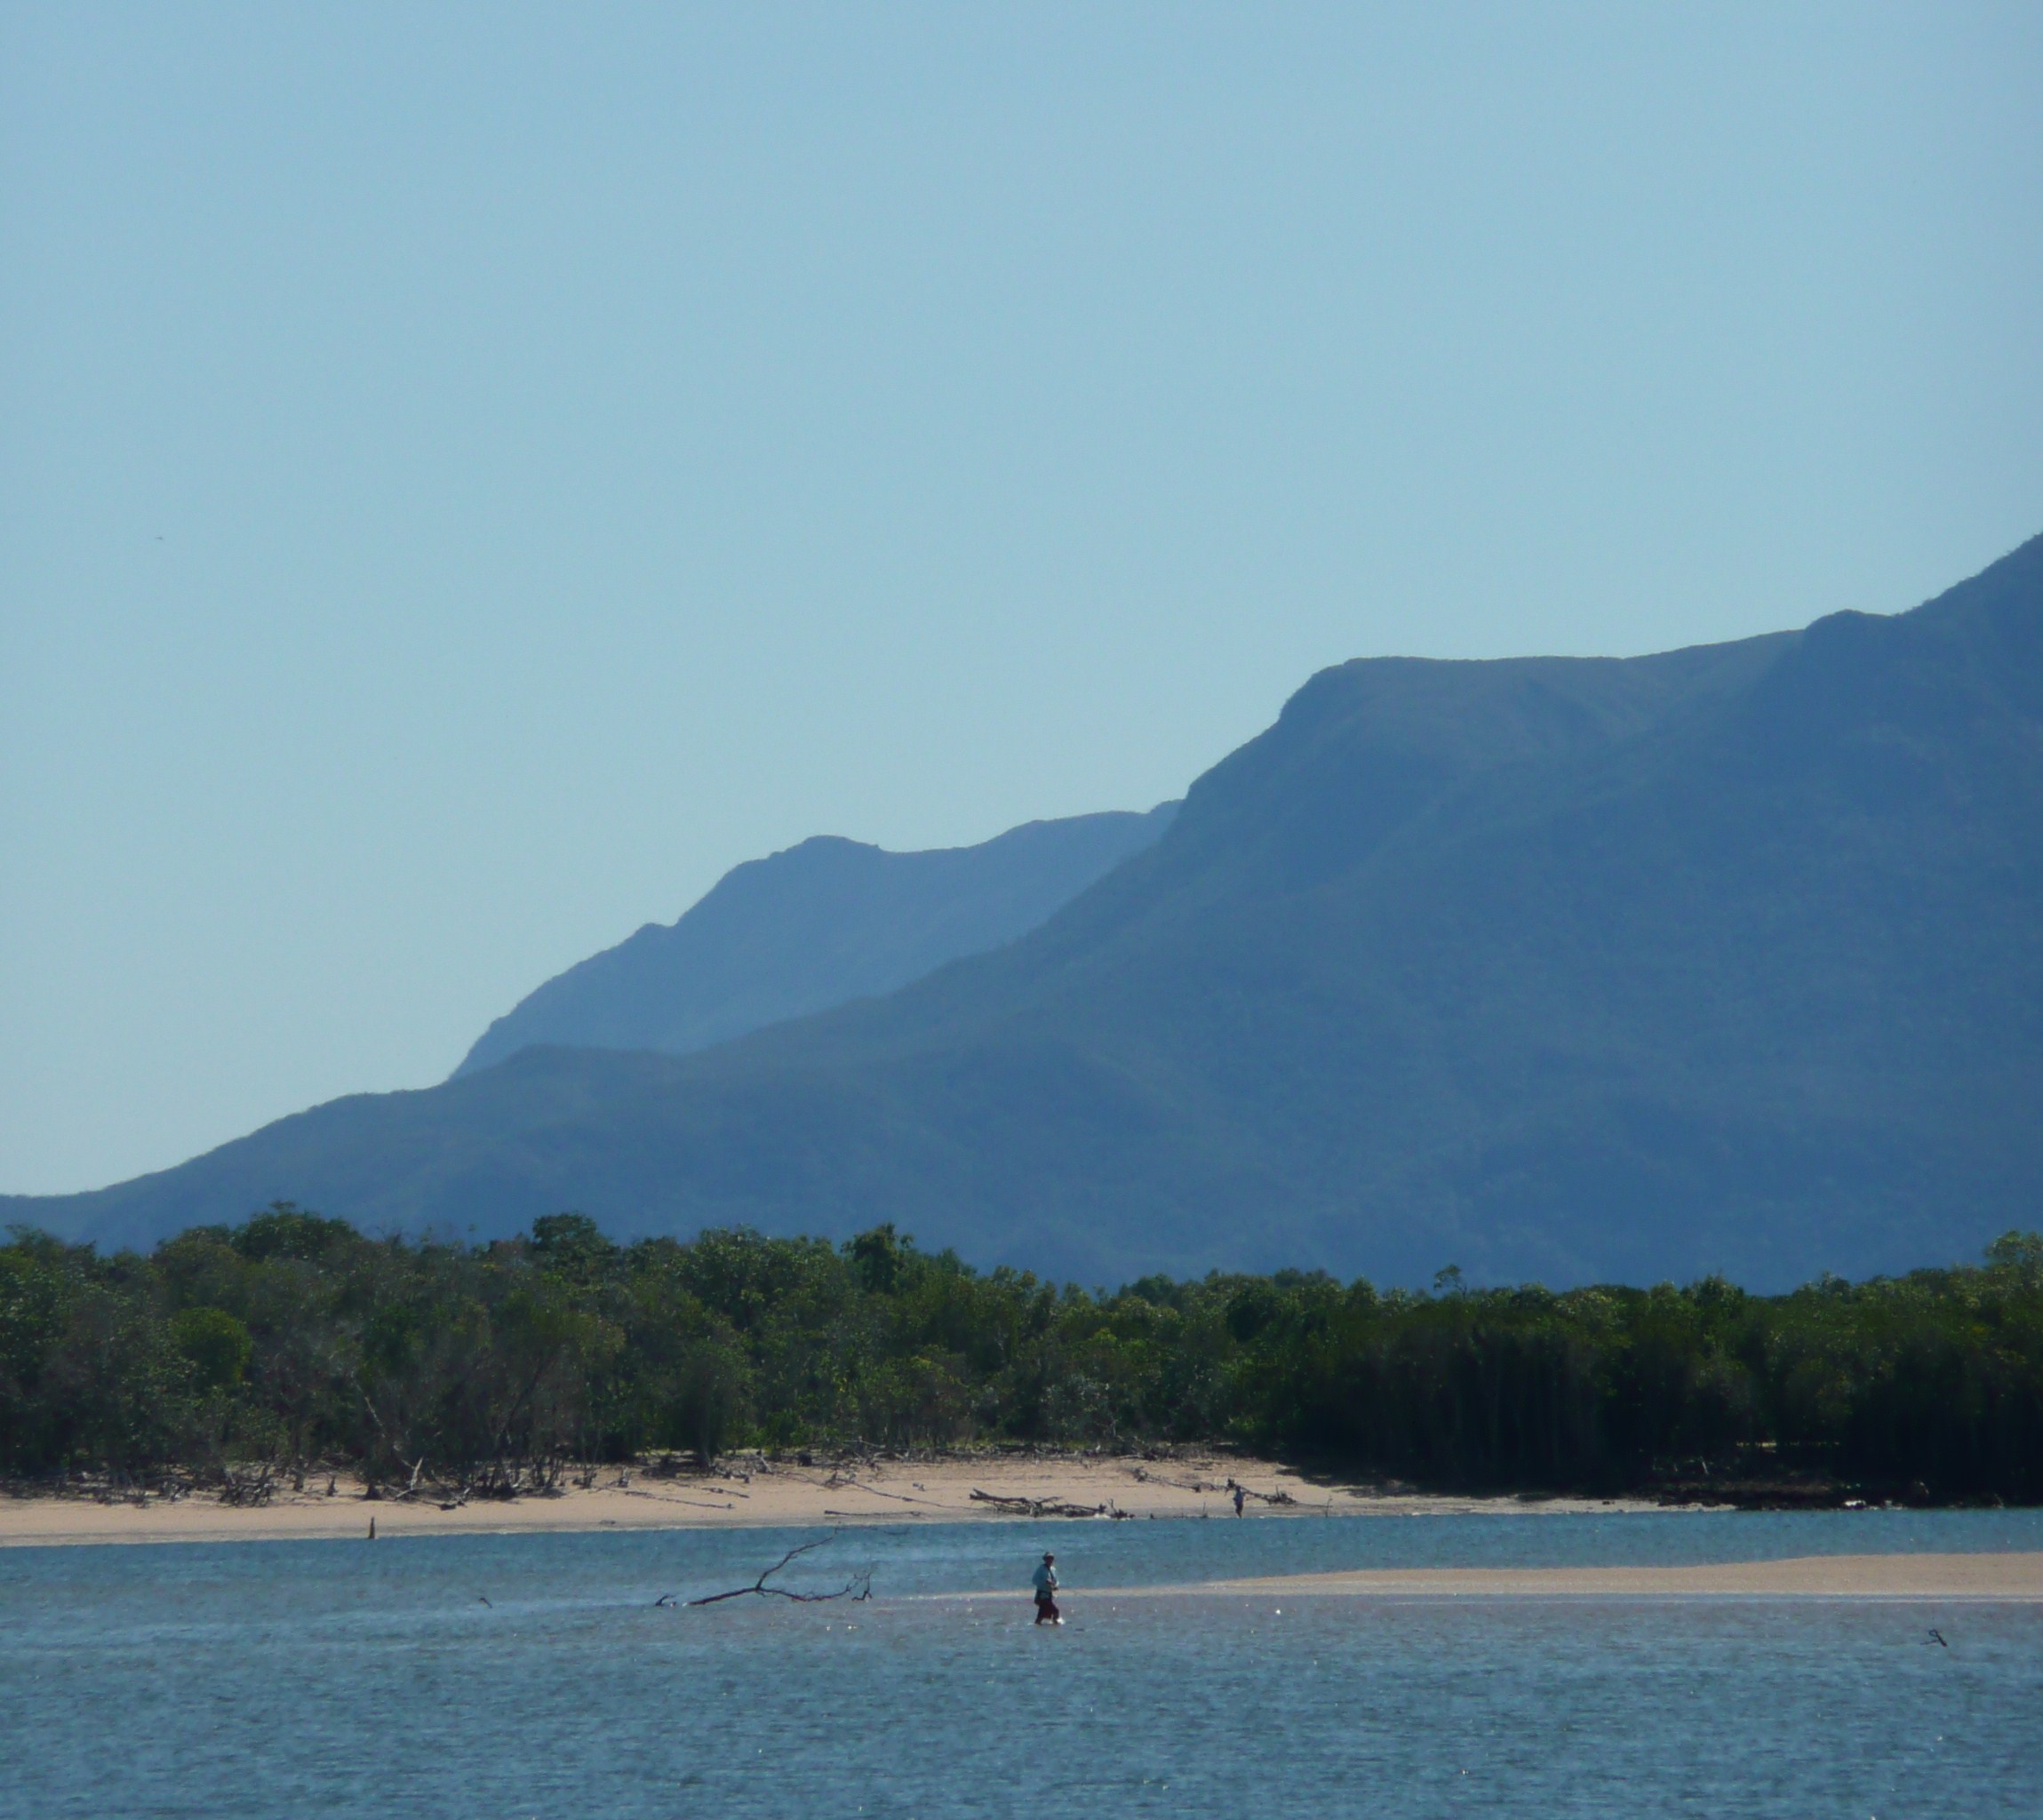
681 1533 874 1607
827 1478 957 1510
970 1488 1113 1519
1224 1477 1297 1506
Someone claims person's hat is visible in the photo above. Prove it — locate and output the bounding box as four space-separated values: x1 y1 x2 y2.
1043 1552 1055 1561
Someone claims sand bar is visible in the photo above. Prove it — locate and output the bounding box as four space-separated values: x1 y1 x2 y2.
2 1453 1639 1547
1060 1551 2043 1600
5 1468 2031 1596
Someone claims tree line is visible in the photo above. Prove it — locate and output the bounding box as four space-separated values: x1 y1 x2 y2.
4 1208 2039 1501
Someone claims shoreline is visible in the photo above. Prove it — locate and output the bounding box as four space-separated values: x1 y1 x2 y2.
4 1464 2034 1598
1 1454 1674 1548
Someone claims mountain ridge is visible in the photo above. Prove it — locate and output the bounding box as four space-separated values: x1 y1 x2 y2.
11 534 2040 1289
454 802 1178 1077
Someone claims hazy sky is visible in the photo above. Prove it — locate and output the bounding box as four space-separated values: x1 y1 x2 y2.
4 4 2040 1195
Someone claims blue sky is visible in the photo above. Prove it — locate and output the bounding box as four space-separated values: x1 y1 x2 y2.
4 3 2040 1193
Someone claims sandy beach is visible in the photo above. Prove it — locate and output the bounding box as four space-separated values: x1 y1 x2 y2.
2 1451 1546 1547
1075 1552 2043 1601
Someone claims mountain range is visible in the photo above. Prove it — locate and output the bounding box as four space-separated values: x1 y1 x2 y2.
454 804 1177 1077
11 534 2040 1288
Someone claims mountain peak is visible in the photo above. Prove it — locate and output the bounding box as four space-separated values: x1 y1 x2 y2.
451 802 1178 1078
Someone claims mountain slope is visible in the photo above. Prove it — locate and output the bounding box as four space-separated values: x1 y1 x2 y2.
12 534 2042 1288
453 804 1178 1076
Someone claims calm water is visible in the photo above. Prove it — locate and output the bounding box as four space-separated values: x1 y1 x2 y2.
4 1510 2039 1818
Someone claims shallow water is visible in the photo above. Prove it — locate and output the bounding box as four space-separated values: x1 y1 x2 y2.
4 1510 2039 1817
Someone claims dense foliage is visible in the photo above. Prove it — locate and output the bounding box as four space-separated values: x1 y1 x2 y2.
4 1209 2040 1501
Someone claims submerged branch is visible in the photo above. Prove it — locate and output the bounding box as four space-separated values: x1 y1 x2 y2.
680 1532 874 1607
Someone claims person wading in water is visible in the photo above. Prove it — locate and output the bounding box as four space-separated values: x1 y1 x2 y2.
1031 1552 1061 1625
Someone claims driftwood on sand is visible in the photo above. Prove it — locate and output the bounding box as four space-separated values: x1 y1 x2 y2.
970 1488 1133 1520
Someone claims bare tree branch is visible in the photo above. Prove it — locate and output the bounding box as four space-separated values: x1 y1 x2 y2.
674 1532 874 1607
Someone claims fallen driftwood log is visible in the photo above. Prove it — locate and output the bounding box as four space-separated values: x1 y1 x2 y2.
1230 1479 1297 1506
969 1489 1127 1519
822 1477 957 1511
1127 1465 1223 1493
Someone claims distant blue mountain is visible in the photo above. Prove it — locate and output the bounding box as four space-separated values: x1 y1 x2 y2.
12 534 2041 1289
454 805 1179 1077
